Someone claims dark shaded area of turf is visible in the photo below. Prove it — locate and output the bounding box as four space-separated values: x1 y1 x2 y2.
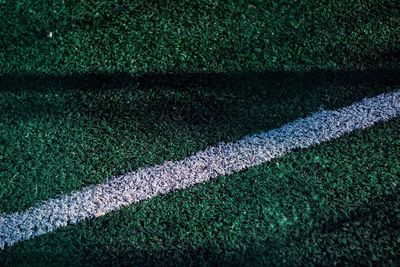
1 68 400 214
2 68 400 126
2 68 400 92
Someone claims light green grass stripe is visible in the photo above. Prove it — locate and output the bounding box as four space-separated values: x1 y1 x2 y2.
1 89 399 249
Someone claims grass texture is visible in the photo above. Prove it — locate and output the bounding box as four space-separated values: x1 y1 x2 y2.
1 0 400 213
0 0 400 265
1 118 399 266
2 90 398 249
2 71 400 214
1 0 399 73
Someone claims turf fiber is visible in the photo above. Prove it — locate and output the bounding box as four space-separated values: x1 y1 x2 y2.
1 0 400 265
1 118 399 266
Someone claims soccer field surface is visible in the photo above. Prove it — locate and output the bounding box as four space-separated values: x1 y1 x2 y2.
1 0 400 265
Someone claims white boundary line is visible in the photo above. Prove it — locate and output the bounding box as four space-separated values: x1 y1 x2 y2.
1 90 399 249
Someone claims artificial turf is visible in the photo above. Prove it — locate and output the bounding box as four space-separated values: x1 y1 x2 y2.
1 117 399 266
2 0 399 73
2 71 400 214
1 0 400 214
1 0 400 265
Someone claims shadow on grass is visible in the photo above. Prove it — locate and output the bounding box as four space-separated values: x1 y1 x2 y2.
2 68 400 139
1 68 400 92
1 67 399 213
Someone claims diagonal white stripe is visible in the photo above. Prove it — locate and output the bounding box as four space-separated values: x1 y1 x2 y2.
1 90 400 249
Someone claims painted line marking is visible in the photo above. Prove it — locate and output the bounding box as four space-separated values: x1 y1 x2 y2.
1 90 399 248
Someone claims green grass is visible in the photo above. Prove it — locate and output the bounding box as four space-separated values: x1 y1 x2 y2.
0 0 399 74
1 118 399 266
1 71 399 214
1 0 400 265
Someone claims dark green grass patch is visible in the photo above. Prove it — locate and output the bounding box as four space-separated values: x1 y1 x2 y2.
1 1 399 264
1 0 399 74
1 118 399 266
1 0 400 213
1 70 400 213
